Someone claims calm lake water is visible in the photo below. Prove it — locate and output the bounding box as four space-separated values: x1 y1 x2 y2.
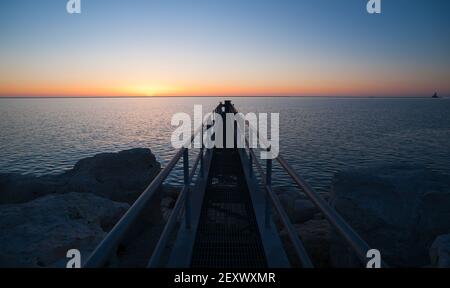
1 97 449 194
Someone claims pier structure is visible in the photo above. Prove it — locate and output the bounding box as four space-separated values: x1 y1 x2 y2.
85 101 387 268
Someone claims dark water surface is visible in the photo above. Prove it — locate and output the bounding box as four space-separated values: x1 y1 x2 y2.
1 97 449 194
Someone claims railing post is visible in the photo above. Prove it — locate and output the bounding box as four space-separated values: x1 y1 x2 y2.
248 149 253 177
200 124 204 178
183 149 191 229
265 148 272 228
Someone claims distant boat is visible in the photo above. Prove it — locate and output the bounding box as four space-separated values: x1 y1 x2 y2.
432 92 439 98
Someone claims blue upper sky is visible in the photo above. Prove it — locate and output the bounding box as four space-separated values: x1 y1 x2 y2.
1 0 449 97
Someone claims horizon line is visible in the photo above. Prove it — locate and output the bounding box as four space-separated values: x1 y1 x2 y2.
0 95 444 99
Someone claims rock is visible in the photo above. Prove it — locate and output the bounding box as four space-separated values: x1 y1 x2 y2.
61 148 161 203
330 165 450 267
292 199 318 223
298 219 330 267
280 219 330 267
159 185 181 222
312 213 325 220
0 148 161 205
0 148 166 267
277 194 293 213
0 174 60 204
430 234 450 268
277 187 317 224
0 193 129 268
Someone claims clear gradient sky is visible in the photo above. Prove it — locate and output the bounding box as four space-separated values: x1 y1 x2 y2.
1 0 449 97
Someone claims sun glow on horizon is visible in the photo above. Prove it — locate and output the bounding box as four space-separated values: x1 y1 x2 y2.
121 85 181 97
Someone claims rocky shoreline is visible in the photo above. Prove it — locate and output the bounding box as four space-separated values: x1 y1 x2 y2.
0 148 162 267
274 165 450 268
0 148 161 205
1 150 449 267
330 165 450 267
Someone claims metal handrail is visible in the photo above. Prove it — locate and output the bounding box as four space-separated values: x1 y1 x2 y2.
84 148 185 267
245 139 314 268
84 107 216 268
147 150 203 267
231 103 388 267
276 156 388 267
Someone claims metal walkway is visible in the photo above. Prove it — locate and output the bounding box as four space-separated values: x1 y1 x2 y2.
191 148 267 268
84 100 388 268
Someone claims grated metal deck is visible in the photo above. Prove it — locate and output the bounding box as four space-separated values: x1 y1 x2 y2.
190 148 267 268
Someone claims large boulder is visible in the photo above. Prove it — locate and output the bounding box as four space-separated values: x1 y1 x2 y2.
277 187 318 224
0 148 161 205
291 200 318 223
61 148 161 203
329 165 450 267
0 174 60 204
0 193 129 268
280 218 330 267
430 234 450 268
160 185 181 222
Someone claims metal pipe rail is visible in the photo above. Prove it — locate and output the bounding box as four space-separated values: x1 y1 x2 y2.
276 156 388 267
245 139 314 268
147 150 203 267
84 107 216 268
231 103 388 268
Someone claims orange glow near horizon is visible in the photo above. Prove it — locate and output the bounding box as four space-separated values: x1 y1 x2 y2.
1 56 448 98
0 78 446 98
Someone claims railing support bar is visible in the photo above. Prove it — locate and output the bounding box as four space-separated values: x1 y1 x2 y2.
183 149 191 230
245 145 313 267
248 149 253 177
265 153 272 229
148 151 202 267
200 125 204 178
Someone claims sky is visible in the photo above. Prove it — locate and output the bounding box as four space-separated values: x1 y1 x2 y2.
0 0 449 97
